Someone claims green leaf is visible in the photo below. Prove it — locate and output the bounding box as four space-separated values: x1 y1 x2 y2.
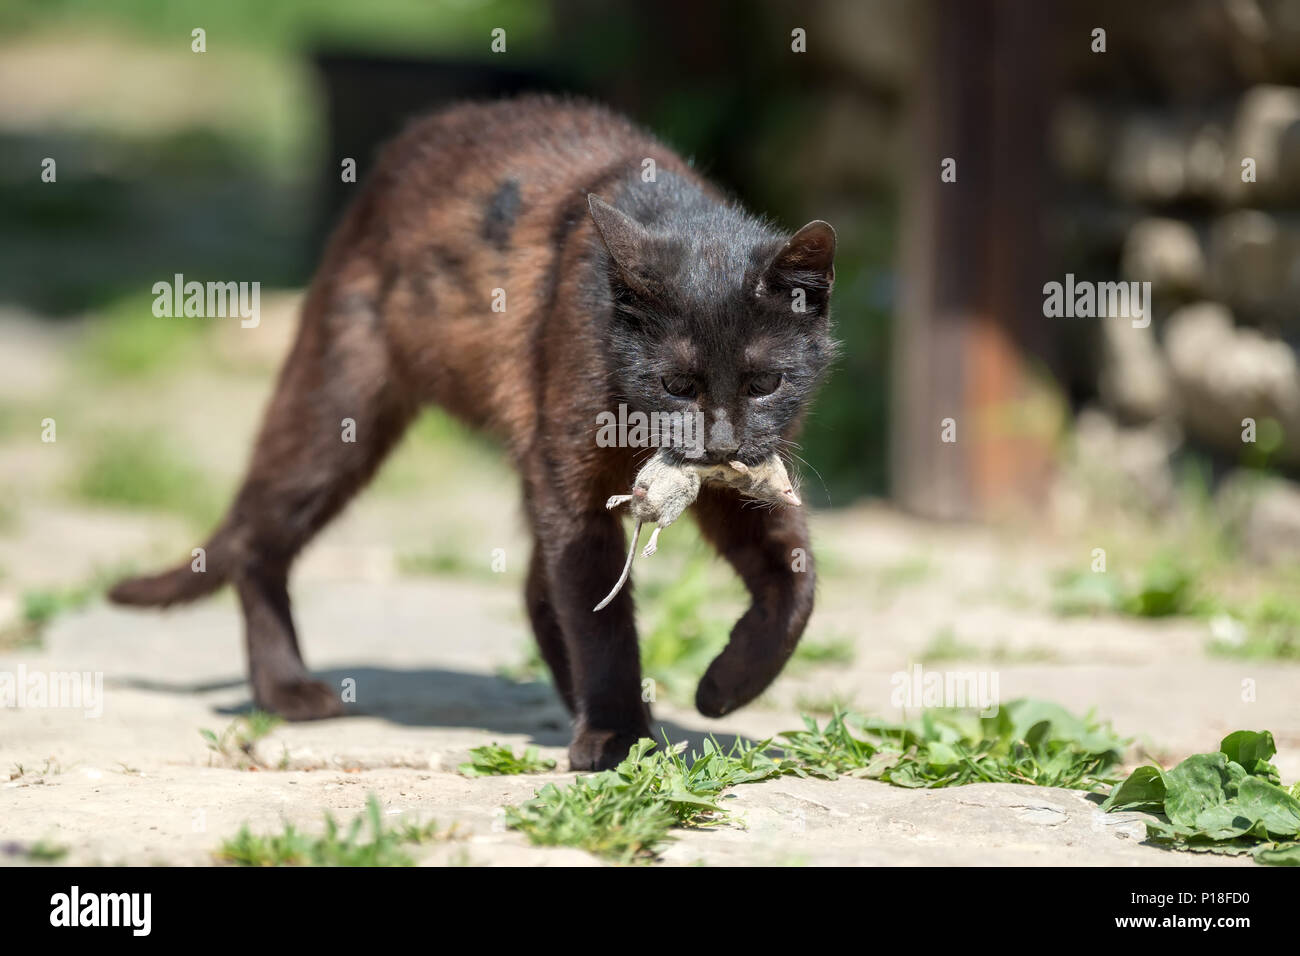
1163 753 1233 829
1219 730 1278 778
1234 775 1300 839
1101 765 1166 812
1253 842 1300 866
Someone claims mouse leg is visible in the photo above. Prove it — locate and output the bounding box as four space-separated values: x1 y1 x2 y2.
690 484 814 718
605 494 633 510
641 525 662 557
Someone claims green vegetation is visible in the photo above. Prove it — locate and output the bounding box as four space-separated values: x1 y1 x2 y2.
777 699 1124 790
636 554 741 700
919 627 1058 664
1 0 552 59
217 794 458 866
1053 552 1201 618
79 293 209 379
1104 730 1300 866
1207 594 1300 660
0 568 130 649
73 429 222 528
6 840 69 863
200 711 283 769
505 699 1126 863
790 634 855 668
459 744 556 778
506 737 786 864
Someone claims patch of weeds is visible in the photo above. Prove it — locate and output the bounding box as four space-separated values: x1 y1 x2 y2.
459 744 556 777
793 691 856 717
1053 552 1201 618
637 554 739 701
497 640 548 684
1 563 136 650
0 587 90 650
80 293 209 379
73 430 222 528
375 408 506 496
505 699 1125 862
778 700 1125 790
506 737 788 864
216 794 460 866
919 627 979 662
8 758 63 782
919 628 1058 664
1104 730 1300 866
200 711 282 770
396 543 496 580
790 633 855 669
1206 594 1300 659
1 839 68 863
875 555 934 593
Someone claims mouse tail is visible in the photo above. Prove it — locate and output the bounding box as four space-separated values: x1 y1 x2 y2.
593 519 641 612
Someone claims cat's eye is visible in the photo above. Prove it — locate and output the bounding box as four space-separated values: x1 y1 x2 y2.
662 375 698 399
747 373 783 397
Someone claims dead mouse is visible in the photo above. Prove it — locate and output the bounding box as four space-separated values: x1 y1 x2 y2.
692 455 801 508
593 451 800 611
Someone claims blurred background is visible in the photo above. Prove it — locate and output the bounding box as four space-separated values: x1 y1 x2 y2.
2 0 1300 767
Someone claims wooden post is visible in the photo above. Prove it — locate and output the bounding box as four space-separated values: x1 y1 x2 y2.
892 0 1058 520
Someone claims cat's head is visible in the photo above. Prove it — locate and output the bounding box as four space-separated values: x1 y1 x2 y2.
589 190 838 467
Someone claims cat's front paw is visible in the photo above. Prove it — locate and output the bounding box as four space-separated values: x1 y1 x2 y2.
568 727 647 771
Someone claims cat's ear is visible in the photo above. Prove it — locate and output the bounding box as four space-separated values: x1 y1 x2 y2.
758 220 836 313
588 195 654 294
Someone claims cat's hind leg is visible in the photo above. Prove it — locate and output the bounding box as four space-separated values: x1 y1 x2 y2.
224 289 416 718
113 279 416 720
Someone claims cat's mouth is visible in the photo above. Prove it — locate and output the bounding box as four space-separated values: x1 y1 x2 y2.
664 445 767 468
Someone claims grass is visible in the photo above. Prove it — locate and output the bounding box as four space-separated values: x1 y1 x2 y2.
875 555 934 593
200 712 283 770
919 627 1058 664
1 839 69 864
793 691 857 716
459 744 556 777
506 737 787 864
8 758 64 781
0 566 132 649
635 553 741 701
790 633 855 668
79 293 210 379
1053 552 1202 618
396 543 498 580
1206 593 1300 660
0 587 92 650
217 794 460 866
72 429 222 528
504 699 1127 863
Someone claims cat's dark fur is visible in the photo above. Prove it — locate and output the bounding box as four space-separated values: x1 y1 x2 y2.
109 95 837 771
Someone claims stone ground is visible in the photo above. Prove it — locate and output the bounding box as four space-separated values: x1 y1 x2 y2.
2 307 1298 866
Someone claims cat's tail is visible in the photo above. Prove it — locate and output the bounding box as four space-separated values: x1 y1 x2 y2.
593 519 642 612
107 523 238 608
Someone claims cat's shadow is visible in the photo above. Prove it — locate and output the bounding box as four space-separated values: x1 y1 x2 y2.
110 666 749 753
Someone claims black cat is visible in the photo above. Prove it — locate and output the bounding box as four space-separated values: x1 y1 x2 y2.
110 94 838 771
